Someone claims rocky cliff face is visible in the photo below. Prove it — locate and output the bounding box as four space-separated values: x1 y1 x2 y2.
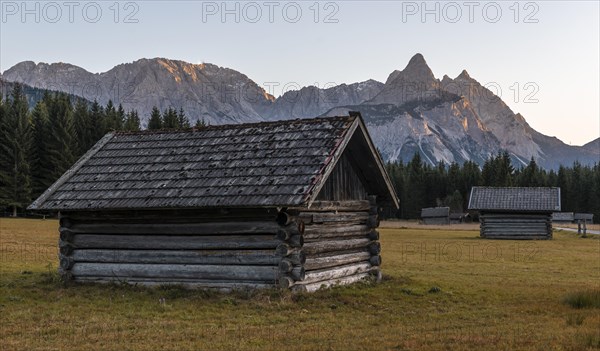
264 80 384 120
3 55 597 169
3 58 275 125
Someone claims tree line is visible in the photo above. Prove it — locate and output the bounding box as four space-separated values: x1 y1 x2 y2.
1 83 598 222
385 152 600 222
0 84 204 216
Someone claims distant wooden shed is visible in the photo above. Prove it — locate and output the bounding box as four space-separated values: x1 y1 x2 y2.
421 207 450 225
552 212 574 223
28 114 399 292
468 187 560 240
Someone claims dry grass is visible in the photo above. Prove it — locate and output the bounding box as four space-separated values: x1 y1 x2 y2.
1 217 599 350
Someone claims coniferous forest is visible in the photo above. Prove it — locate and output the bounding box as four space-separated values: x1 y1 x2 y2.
1 84 598 222
0 84 204 216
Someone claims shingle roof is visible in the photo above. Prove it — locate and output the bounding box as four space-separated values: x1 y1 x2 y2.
421 207 450 218
468 187 561 212
29 115 399 211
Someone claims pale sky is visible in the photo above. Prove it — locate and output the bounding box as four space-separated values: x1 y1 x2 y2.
1 1 598 145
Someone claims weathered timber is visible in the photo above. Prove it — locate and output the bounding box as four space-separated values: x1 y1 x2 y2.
292 272 372 293
367 229 379 241
60 255 75 270
279 259 294 273
301 262 372 284
70 234 282 250
278 276 295 289
59 230 74 242
369 206 378 215
295 211 371 225
61 221 282 235
303 227 373 242
479 212 553 240
62 208 279 223
302 238 371 255
277 212 293 226
366 214 379 228
71 249 281 265
59 239 73 255
369 255 382 266
303 224 370 236
304 251 371 271
290 266 305 281
368 242 381 255
481 235 551 240
288 235 304 248
275 243 301 257
73 277 274 290
71 263 280 281
287 252 306 265
291 200 371 212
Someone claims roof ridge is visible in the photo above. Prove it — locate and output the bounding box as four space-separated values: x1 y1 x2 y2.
113 115 357 136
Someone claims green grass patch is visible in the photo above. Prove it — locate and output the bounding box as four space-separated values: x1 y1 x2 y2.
563 289 600 309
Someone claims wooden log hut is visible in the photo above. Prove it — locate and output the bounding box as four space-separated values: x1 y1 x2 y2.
552 212 574 224
28 113 399 291
468 187 560 240
420 207 450 225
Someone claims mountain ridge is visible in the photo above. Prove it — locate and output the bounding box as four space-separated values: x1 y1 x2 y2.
3 55 598 169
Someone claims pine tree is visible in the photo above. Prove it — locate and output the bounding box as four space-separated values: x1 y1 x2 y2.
124 110 141 131
89 100 106 142
177 108 191 129
406 153 426 219
116 103 126 130
104 100 118 131
0 84 33 216
29 101 54 198
195 117 207 128
45 93 77 181
148 106 162 130
162 107 179 129
73 98 91 156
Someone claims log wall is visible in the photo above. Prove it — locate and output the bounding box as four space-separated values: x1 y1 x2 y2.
58 202 383 292
280 197 381 292
58 208 286 289
479 212 553 240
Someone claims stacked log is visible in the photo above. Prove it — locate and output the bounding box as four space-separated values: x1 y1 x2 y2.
281 197 381 292
58 202 384 291
58 209 284 288
480 212 553 240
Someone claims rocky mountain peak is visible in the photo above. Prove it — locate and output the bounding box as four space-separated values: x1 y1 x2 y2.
456 69 471 80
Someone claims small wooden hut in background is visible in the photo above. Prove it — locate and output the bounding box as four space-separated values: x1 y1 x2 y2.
420 207 450 225
468 187 560 240
28 114 399 292
552 212 574 224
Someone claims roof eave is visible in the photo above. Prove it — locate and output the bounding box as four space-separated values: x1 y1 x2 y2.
28 133 115 211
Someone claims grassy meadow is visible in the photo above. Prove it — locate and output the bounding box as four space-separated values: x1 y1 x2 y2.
1 217 599 350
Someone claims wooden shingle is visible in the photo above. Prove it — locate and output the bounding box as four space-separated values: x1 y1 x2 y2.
30 115 398 211
468 187 561 212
